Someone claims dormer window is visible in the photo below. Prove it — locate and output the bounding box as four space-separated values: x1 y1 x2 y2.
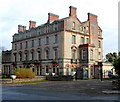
98 30 101 36
86 38 89 44
83 27 86 33
80 26 84 32
98 40 101 48
54 22 57 31
72 22 75 30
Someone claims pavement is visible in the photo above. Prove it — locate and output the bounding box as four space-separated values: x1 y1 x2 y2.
1 79 120 101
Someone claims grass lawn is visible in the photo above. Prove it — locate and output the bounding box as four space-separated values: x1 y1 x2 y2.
13 80 49 84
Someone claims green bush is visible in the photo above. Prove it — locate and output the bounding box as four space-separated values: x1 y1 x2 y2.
2 75 6 78
14 68 35 79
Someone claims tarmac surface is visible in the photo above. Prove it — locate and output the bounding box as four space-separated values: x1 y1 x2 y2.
1 79 120 101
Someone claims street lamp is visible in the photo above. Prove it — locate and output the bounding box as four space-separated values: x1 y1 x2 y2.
98 62 103 81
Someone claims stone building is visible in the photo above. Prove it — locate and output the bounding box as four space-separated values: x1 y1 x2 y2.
2 50 12 76
11 6 103 79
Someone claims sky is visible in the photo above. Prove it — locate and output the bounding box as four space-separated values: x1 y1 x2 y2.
0 0 119 58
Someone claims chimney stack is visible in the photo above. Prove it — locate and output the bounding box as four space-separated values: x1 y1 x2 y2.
88 13 97 22
48 13 59 23
18 25 23 33
29 20 36 29
69 6 77 16
23 26 26 31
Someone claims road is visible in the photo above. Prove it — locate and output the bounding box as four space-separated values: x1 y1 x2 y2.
1 79 120 101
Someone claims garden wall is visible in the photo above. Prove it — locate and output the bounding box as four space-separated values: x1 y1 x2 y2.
1 76 46 84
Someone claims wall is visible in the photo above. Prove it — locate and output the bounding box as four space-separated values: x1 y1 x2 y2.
1 76 46 84
102 62 115 78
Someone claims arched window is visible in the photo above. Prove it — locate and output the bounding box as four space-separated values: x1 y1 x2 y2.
19 53 22 61
38 51 41 60
32 40 34 47
31 52 34 60
46 50 49 59
54 48 58 59
46 66 49 73
25 53 28 61
72 50 76 59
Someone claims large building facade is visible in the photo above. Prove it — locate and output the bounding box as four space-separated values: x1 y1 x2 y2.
11 6 103 79
2 50 12 76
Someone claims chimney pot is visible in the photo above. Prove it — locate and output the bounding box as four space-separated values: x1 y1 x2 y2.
29 20 36 29
48 13 59 23
18 25 23 33
69 6 77 16
88 13 97 21
23 26 26 31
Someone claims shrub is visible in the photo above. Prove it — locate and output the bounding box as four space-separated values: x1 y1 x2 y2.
112 79 120 90
14 68 35 79
2 75 6 78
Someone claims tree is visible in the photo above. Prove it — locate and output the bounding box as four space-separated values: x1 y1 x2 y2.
113 57 120 76
106 52 119 62
113 52 117 58
106 53 114 62
118 52 120 57
105 52 120 76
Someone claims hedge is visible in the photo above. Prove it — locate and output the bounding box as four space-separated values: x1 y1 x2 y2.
14 68 35 79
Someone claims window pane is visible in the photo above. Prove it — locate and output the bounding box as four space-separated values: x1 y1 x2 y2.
55 35 58 43
46 66 49 73
82 50 86 59
25 53 28 60
15 44 17 50
39 38 41 46
46 37 49 45
81 37 84 44
20 53 22 61
31 52 34 60
86 38 89 44
20 43 22 49
98 41 101 48
26 41 28 48
32 40 34 47
54 49 58 59
38 52 41 60
72 35 76 44
46 50 49 59
53 66 55 73
72 50 76 59
72 22 75 29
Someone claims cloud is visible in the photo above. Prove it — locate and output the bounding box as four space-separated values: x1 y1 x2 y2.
0 0 119 55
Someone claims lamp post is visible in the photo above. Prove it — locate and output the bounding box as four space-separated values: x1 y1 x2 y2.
98 62 103 81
